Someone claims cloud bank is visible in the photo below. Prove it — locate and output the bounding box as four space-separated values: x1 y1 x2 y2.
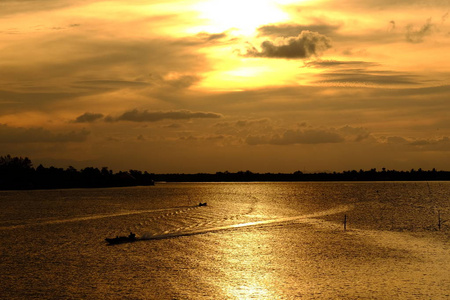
106 109 222 122
246 128 343 145
258 23 340 38
0 124 89 143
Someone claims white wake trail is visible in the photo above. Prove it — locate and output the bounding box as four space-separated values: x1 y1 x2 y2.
139 205 352 241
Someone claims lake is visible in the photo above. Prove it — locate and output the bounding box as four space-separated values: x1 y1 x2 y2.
1 182 449 299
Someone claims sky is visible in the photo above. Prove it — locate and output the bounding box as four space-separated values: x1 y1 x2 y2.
1 0 449 173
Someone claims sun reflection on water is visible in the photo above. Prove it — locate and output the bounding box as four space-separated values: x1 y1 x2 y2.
228 283 272 299
217 227 280 300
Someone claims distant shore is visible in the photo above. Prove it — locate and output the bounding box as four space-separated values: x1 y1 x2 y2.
152 169 450 183
1 155 449 190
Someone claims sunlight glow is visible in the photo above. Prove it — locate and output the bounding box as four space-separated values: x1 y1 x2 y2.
191 0 290 35
196 58 313 91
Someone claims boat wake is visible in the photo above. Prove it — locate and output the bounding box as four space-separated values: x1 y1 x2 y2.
0 206 200 230
136 205 352 242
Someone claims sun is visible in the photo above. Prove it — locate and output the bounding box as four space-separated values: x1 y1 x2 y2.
190 0 292 35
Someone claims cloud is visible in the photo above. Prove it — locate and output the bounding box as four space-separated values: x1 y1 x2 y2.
106 109 222 122
257 23 340 38
0 31 213 122
163 123 183 129
0 90 93 114
235 119 270 127
339 126 371 142
0 0 82 16
405 136 450 152
75 80 150 89
177 134 227 142
73 112 104 123
315 69 420 86
384 135 450 151
408 137 450 150
303 60 378 68
75 73 201 92
243 125 373 146
0 124 89 143
162 74 201 89
246 128 344 145
406 18 434 43
309 0 450 10
389 20 396 32
196 31 229 42
245 31 331 59
0 33 210 107
386 136 409 144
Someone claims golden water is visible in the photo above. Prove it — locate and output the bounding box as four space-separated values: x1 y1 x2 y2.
1 182 449 299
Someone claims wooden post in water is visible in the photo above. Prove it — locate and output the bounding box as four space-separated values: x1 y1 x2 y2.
344 214 347 231
438 210 441 231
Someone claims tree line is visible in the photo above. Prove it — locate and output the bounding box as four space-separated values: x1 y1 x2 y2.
0 155 154 190
153 168 450 182
1 155 449 190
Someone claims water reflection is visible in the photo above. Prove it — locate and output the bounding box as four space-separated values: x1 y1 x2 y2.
218 227 279 299
228 284 272 299
2 182 449 299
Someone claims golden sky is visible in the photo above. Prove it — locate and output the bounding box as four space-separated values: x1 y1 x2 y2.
1 0 449 172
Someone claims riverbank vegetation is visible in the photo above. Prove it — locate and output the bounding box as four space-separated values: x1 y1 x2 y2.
0 155 154 190
1 155 449 190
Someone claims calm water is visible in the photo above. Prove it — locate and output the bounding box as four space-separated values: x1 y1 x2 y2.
1 182 449 299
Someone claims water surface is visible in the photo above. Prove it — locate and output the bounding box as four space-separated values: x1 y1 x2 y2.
1 182 449 299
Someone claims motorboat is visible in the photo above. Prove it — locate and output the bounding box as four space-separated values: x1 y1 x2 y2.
105 232 137 245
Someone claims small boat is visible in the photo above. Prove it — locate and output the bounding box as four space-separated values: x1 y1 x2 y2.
105 232 137 245
198 202 207 206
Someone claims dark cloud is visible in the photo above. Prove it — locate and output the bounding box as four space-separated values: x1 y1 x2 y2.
75 80 150 89
196 32 228 42
0 124 89 143
234 119 270 127
257 23 340 38
406 18 434 43
303 60 378 68
175 31 238 47
106 109 222 122
316 69 420 86
408 136 450 150
246 128 344 145
73 112 104 123
385 135 450 151
245 31 331 59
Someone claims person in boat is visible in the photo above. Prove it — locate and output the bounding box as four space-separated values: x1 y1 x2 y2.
128 232 136 239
